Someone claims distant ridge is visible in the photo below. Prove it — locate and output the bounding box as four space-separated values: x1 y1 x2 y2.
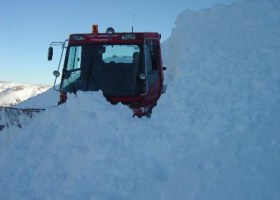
0 81 50 107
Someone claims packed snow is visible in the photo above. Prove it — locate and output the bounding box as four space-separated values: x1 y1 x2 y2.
1 0 280 199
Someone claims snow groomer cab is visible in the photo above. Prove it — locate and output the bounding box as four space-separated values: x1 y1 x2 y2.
48 25 166 117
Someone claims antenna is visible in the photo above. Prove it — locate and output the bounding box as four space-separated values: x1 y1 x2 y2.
132 8 136 33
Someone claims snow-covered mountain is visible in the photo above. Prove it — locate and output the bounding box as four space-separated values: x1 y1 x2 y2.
0 81 50 107
1 0 280 199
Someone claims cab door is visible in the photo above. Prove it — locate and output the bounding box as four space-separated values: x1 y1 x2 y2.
143 39 162 106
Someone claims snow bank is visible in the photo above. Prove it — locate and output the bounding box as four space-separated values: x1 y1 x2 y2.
1 0 280 199
16 87 58 109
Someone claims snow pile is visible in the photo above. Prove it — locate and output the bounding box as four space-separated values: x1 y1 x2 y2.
1 0 280 199
0 82 50 107
16 87 58 109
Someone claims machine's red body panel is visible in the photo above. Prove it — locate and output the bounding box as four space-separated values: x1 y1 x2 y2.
56 28 165 117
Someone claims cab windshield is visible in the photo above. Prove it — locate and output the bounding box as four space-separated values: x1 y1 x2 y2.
61 44 143 96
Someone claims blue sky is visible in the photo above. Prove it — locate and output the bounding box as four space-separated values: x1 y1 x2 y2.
0 0 233 86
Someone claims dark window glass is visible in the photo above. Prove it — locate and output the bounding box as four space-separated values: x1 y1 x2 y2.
61 44 144 97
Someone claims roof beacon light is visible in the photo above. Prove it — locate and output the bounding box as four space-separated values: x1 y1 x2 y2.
92 24 98 34
106 27 115 34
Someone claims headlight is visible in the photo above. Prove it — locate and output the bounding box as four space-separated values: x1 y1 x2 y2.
121 33 136 40
71 35 85 41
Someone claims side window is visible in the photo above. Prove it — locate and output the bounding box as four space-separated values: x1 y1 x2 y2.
145 42 153 73
67 46 82 71
62 46 83 92
145 40 159 86
151 43 159 71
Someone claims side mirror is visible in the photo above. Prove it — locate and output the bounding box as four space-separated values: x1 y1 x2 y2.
48 47 53 61
163 66 167 71
53 70 60 77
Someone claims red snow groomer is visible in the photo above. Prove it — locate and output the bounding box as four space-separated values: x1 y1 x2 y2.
48 25 166 117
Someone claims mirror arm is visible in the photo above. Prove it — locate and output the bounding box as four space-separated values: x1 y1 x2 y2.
48 40 68 91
